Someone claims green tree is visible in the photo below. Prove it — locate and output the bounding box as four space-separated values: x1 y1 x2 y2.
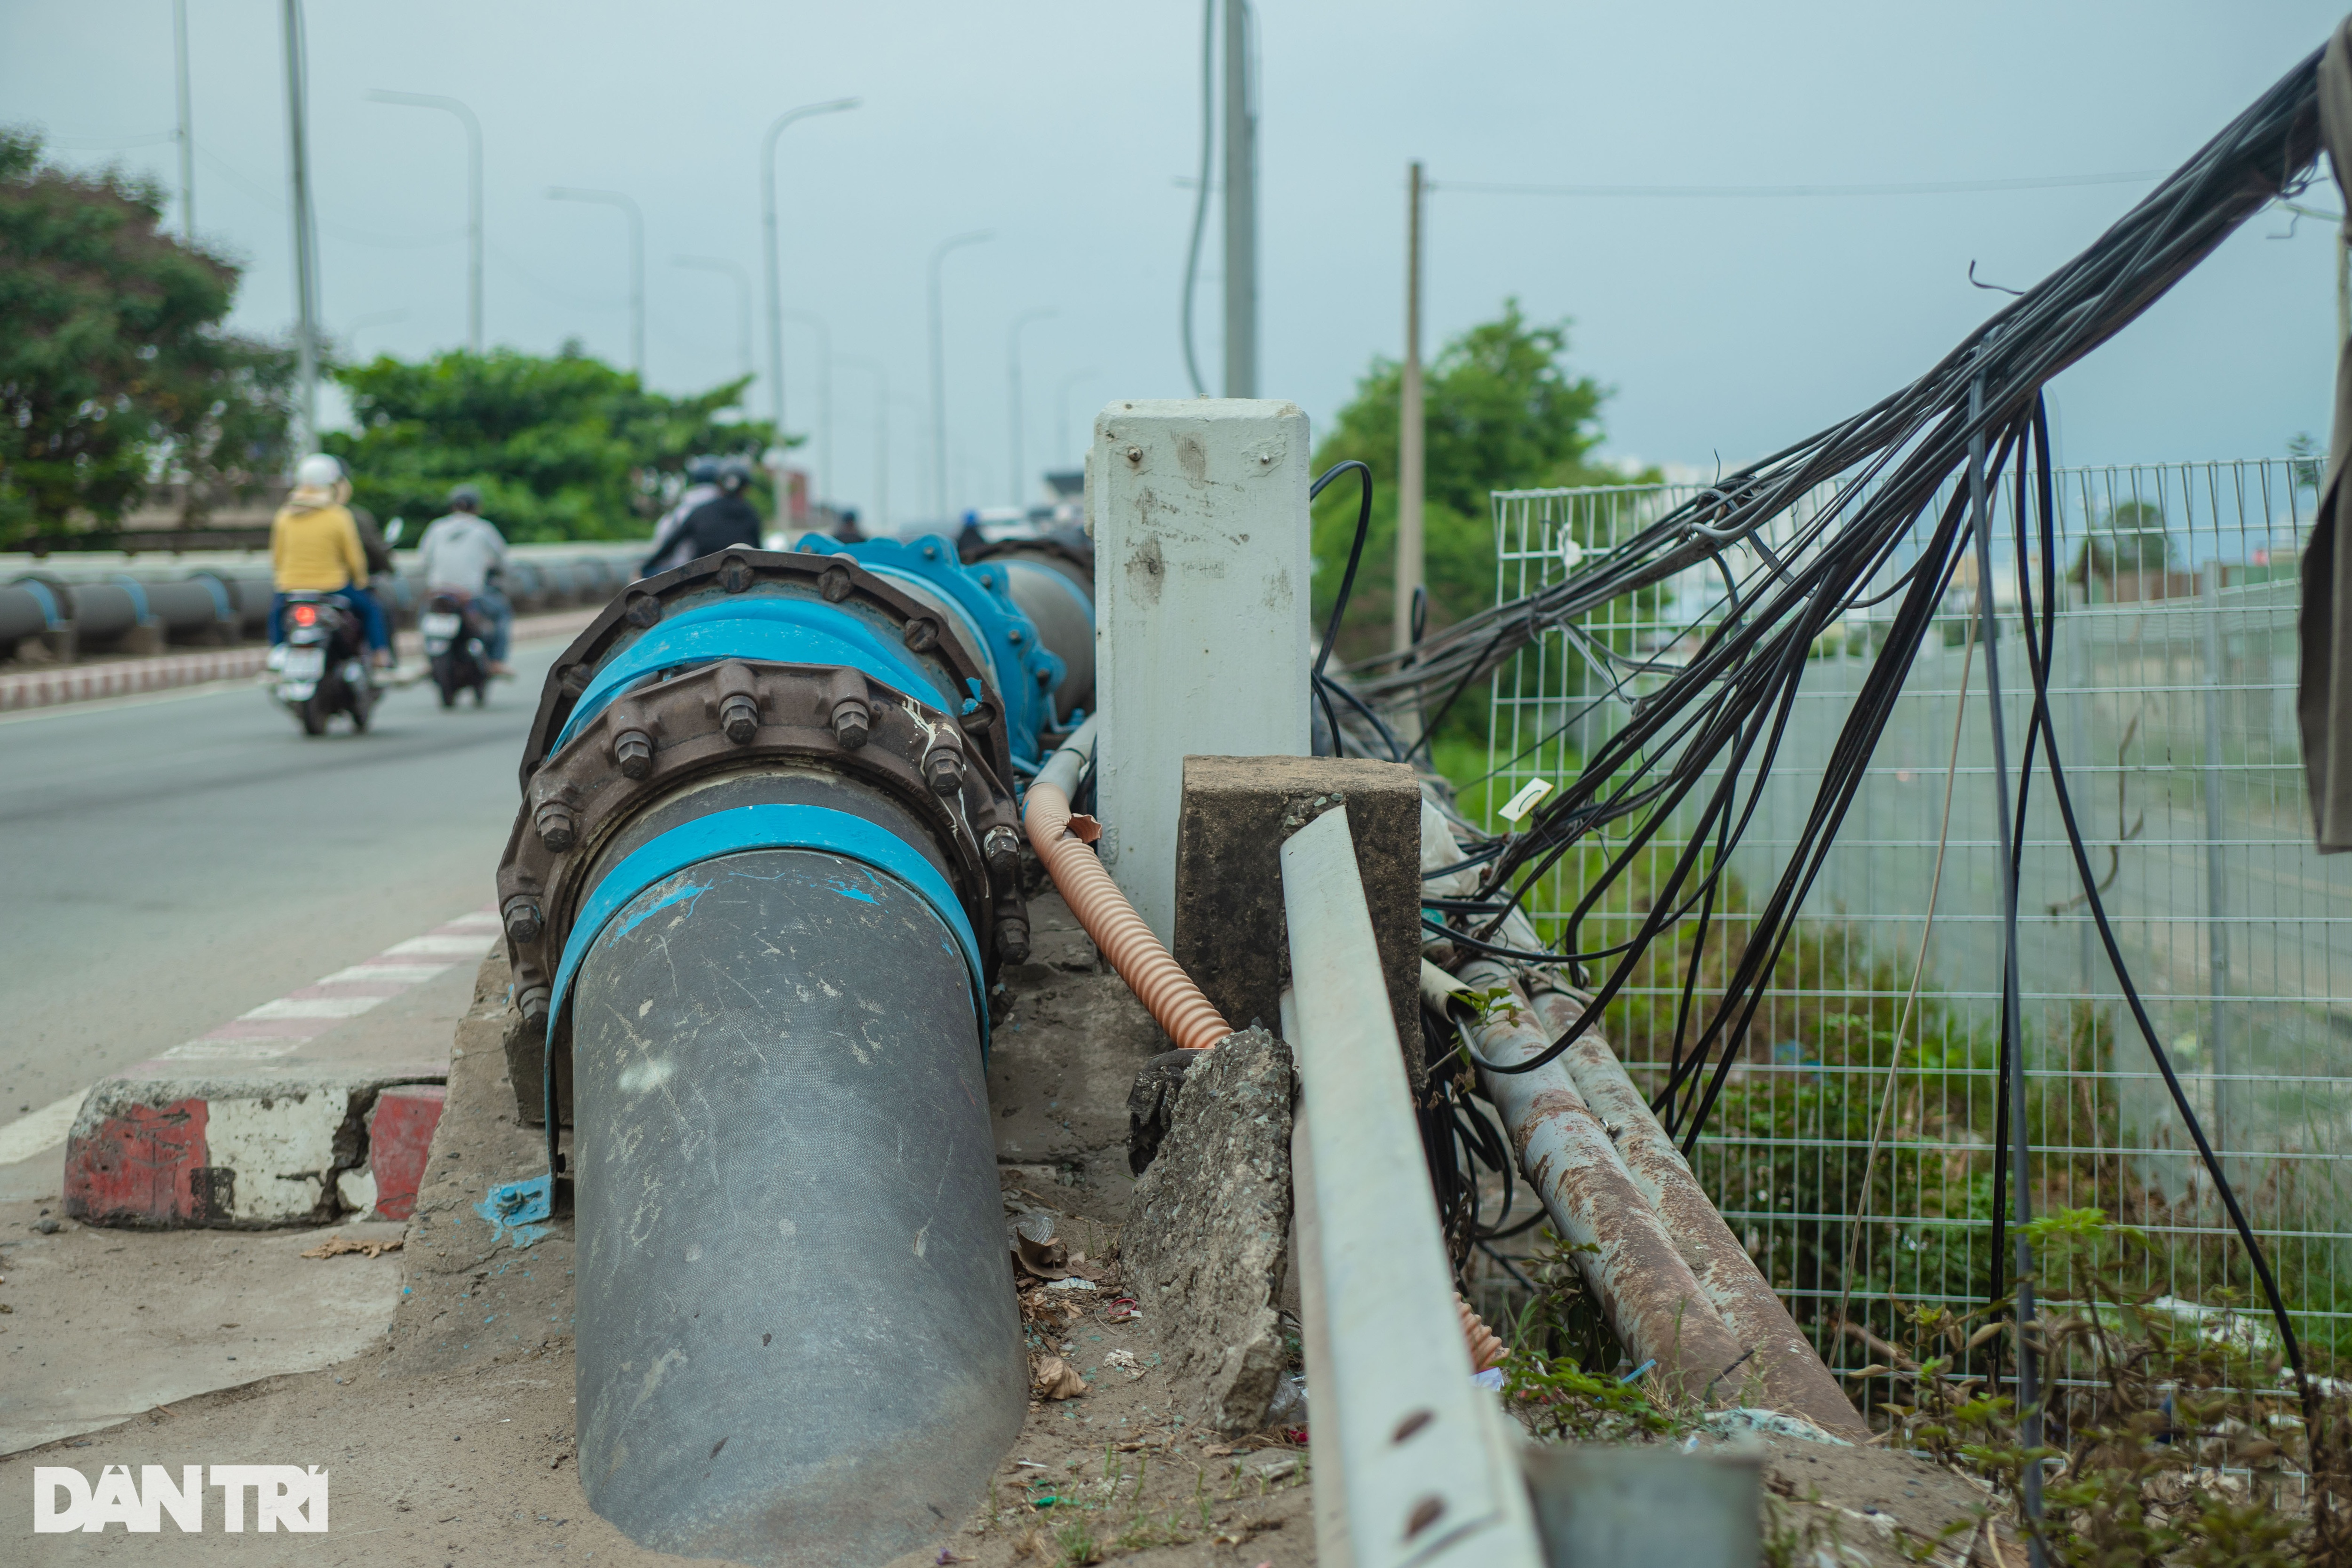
2069 498 2171 585
1309 299 1641 665
324 346 785 542
0 127 295 545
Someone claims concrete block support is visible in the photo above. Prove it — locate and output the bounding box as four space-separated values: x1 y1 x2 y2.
1173 755 1427 1093
1093 399 1312 947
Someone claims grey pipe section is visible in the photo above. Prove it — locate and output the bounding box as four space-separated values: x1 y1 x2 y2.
1031 713 1098 801
1457 960 1751 1408
571 845 1024 1566
994 554 1095 719
1525 986 1866 1438
0 585 52 646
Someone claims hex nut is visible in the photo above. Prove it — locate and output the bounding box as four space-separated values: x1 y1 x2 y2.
534 802 577 853
613 729 655 779
720 694 760 745
831 698 871 750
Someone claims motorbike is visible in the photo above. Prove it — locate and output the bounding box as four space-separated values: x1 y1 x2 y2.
420 590 491 708
270 591 377 736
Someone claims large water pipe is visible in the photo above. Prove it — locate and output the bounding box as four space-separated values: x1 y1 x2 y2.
500 544 1075 1566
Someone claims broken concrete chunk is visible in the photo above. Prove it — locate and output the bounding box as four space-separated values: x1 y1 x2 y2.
1121 1026 1294 1435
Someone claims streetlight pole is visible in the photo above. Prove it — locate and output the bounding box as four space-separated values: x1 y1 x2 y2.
280 0 320 454
842 356 890 534
1006 308 1055 507
1056 368 1099 467
173 0 194 241
675 255 753 380
927 229 991 521
779 309 833 508
371 91 483 353
547 187 643 376
761 98 859 432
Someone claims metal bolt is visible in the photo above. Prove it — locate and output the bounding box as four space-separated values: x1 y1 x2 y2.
503 900 543 946
517 984 551 1026
717 556 753 593
924 747 965 796
821 565 855 603
1125 445 1142 464
995 917 1031 966
903 618 939 653
720 694 760 744
1007 628 1023 644
613 728 655 779
831 698 871 750
984 825 1022 884
534 802 577 853
624 594 661 629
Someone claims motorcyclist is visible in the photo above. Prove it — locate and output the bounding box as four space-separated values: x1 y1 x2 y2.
666 456 764 562
416 484 514 677
269 453 390 667
639 456 723 578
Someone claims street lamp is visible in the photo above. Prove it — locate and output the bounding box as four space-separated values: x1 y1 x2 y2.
370 90 484 352
779 309 833 508
927 229 991 521
1005 308 1055 508
761 98 859 431
1056 368 1099 467
841 356 890 534
547 186 644 375
674 255 753 380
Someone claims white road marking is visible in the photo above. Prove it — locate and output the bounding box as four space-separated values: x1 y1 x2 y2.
241 995 387 1020
0 905 504 1158
0 1093 85 1166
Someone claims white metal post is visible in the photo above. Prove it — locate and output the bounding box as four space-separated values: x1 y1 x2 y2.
281 0 319 454
2201 557 2231 1153
173 0 194 242
1220 0 1257 397
1093 398 1311 943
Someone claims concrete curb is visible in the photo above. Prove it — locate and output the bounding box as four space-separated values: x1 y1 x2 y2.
64 1073 445 1228
0 606 608 714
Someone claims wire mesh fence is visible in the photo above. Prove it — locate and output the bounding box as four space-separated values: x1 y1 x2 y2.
1470 457 2350 1402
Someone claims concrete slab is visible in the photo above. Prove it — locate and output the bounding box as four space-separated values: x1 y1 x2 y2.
0 1200 407 1456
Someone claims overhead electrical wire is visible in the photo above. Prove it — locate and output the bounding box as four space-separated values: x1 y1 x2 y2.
1394 43 2328 1401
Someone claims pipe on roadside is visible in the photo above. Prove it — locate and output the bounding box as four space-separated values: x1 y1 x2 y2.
1457 959 1752 1408
1023 716 1233 1052
1522 985 1865 1436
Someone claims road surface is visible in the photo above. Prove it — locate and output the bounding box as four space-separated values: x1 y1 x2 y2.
0 645 559 1124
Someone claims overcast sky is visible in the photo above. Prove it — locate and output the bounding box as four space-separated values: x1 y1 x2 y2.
5 2 2346 527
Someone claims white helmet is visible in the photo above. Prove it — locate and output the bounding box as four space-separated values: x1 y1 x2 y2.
296 453 346 488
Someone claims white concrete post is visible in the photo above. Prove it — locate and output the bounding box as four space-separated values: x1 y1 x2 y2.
1092 398 1312 944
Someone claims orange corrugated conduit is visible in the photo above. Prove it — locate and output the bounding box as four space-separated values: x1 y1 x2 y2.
1023 718 1231 1053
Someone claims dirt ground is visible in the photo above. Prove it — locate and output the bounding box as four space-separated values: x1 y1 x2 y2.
2 883 2003 1566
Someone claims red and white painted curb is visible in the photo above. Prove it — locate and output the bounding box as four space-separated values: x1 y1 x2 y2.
0 605 606 714
0 648 268 711
52 909 502 1229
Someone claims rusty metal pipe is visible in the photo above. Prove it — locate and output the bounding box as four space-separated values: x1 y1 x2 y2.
1526 985 1866 1438
1024 717 1232 1052
1457 960 1749 1408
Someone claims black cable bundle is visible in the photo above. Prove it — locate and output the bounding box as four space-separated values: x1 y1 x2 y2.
1394 47 2327 1394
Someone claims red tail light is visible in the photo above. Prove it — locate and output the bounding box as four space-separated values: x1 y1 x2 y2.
292 604 318 627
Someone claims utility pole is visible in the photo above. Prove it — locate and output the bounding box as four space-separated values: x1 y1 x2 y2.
928 229 991 521
779 309 833 506
173 0 194 241
370 92 483 352
761 99 859 435
1220 0 1257 397
280 0 320 454
1395 160 1425 656
1007 308 1055 507
547 187 644 376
